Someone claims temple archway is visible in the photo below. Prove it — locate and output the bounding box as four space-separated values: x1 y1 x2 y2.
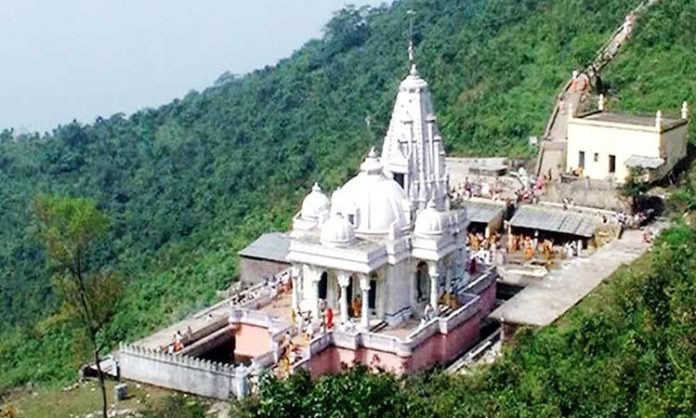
368 273 377 312
416 262 429 303
318 271 328 300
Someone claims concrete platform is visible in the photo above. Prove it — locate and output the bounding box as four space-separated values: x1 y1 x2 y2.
490 226 658 327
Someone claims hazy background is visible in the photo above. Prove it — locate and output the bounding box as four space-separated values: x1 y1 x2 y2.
0 0 384 133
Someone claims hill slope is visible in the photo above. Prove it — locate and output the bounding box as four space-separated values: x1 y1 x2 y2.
0 0 683 389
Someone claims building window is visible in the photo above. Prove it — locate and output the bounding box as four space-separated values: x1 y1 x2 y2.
609 155 616 174
594 153 599 162
578 151 585 169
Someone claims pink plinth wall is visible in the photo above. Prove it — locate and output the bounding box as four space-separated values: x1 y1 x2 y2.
234 324 272 358
293 280 497 378
479 279 497 315
302 314 482 378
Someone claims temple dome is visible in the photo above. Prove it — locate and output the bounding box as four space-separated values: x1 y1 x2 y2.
332 149 408 234
414 200 448 236
301 183 330 220
320 214 355 247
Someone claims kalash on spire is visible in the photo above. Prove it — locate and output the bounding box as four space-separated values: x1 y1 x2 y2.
380 18 449 212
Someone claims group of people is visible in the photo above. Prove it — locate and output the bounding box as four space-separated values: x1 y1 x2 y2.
450 177 509 202
468 231 501 267
506 233 566 263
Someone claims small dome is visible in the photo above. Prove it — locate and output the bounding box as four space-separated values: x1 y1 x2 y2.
301 183 330 220
332 149 408 234
320 214 355 247
415 200 448 236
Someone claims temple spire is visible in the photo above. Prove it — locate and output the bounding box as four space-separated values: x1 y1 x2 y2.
407 9 416 70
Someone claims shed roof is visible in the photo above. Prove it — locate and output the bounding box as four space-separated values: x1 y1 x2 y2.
509 206 598 238
238 232 290 263
460 200 506 225
624 155 665 169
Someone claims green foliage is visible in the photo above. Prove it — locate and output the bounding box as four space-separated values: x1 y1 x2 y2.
142 395 207 418
234 368 409 418
33 196 122 417
0 0 693 400
622 167 650 210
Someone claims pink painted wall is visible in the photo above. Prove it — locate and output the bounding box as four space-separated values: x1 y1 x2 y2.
479 281 497 315
408 314 480 371
302 313 483 377
305 346 409 378
234 324 272 358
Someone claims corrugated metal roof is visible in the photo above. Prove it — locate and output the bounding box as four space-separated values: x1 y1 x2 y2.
509 206 598 238
624 155 665 169
238 232 290 262
460 200 506 224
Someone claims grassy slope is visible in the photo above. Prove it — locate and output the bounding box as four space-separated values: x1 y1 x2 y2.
0 0 661 390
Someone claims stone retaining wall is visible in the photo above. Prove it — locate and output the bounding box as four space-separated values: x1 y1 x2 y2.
119 344 249 400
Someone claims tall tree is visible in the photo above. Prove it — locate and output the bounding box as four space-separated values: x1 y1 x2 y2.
33 196 122 418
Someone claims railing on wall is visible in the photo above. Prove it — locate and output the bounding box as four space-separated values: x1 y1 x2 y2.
119 343 251 400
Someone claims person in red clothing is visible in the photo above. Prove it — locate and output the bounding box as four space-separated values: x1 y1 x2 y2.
324 306 334 330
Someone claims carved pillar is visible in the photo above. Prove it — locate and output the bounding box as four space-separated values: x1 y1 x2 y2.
291 264 301 312
337 272 351 325
445 259 452 294
360 274 371 329
429 262 440 315
311 271 321 321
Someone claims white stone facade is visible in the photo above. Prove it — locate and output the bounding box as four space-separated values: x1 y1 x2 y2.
288 66 469 328
566 102 689 184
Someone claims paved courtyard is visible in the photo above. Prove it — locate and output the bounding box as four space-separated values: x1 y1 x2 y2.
490 224 661 327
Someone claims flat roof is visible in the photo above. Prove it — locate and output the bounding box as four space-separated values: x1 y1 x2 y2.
460 200 506 225
490 227 653 327
624 155 665 169
509 205 599 238
238 232 290 263
578 112 686 130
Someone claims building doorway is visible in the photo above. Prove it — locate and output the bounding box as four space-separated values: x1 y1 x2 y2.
393 172 405 189
416 262 429 303
368 278 377 313
343 275 354 310
608 154 616 174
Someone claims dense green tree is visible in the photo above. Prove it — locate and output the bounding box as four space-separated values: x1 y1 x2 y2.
33 196 122 418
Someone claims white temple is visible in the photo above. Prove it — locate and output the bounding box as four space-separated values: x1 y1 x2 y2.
287 60 469 329
118 43 497 400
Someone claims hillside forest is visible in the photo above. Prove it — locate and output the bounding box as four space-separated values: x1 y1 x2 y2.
1 1 696 415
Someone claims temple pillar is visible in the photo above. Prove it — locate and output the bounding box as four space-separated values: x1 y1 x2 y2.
291 264 301 312
445 268 452 294
337 272 351 325
360 274 371 329
429 262 440 315
310 271 321 321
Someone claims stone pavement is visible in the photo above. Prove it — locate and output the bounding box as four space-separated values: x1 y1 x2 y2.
490 225 660 327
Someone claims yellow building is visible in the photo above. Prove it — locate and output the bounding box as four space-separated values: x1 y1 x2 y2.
566 101 688 184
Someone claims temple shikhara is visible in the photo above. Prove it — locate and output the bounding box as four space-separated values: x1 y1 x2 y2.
117 47 498 400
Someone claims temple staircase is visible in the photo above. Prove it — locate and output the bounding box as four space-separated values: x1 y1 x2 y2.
535 0 659 179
